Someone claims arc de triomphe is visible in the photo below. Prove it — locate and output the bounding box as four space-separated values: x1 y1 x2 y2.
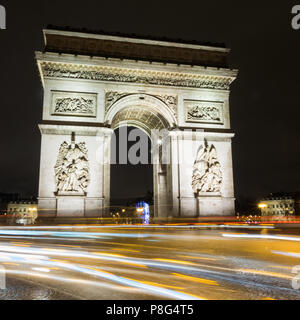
36 28 238 219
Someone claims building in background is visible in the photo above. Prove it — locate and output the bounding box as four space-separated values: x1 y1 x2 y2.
0 193 19 215
7 201 38 225
258 194 296 218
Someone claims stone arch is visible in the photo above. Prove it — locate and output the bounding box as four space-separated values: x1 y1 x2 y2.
105 93 177 135
105 93 174 218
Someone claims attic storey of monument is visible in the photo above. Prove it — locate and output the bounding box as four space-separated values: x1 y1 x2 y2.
36 28 237 219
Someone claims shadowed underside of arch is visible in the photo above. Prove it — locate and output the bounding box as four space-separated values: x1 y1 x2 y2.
111 106 171 135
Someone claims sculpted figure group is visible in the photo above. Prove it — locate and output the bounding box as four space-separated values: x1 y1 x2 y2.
54 141 90 193
192 140 222 194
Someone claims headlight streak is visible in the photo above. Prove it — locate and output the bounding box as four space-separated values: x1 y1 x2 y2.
1 269 143 294
0 224 274 230
0 244 213 274
0 246 299 298
32 267 50 273
0 244 233 276
272 251 300 259
1 227 300 299
0 236 92 242
236 268 293 280
222 233 300 242
0 251 202 300
0 230 153 239
172 273 219 286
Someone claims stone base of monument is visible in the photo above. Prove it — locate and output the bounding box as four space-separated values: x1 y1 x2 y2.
197 195 234 216
38 195 106 219
176 194 234 217
56 195 85 217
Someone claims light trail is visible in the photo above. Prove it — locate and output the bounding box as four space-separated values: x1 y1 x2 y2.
222 233 300 242
236 268 293 280
0 229 154 239
0 251 203 300
272 251 300 259
0 244 218 274
1 269 142 294
0 224 274 230
172 273 219 286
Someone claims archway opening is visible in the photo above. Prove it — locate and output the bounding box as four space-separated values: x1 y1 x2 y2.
110 126 153 217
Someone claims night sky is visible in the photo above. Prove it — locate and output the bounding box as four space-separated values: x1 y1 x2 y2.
0 0 299 203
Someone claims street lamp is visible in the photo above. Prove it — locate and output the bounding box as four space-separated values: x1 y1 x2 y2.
258 203 267 215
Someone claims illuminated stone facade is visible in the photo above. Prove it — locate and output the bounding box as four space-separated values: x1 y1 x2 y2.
260 197 295 216
36 28 238 218
7 201 38 225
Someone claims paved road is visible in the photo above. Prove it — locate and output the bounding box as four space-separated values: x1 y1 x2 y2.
0 224 300 300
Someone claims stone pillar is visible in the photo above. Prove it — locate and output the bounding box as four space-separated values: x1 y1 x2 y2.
153 136 172 218
38 124 113 220
168 130 235 217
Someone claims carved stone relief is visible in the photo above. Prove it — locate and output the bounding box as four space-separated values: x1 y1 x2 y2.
105 91 177 115
105 92 131 111
185 100 223 124
41 62 233 90
51 91 97 117
54 140 90 194
192 140 222 194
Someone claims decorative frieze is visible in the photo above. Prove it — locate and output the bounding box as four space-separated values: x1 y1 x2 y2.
51 91 97 117
41 62 233 90
192 140 222 194
185 100 223 124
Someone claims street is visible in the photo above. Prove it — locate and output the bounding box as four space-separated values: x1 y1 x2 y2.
0 224 300 300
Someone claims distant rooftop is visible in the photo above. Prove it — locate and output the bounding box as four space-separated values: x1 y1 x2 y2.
8 201 37 204
262 192 300 201
43 25 230 68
